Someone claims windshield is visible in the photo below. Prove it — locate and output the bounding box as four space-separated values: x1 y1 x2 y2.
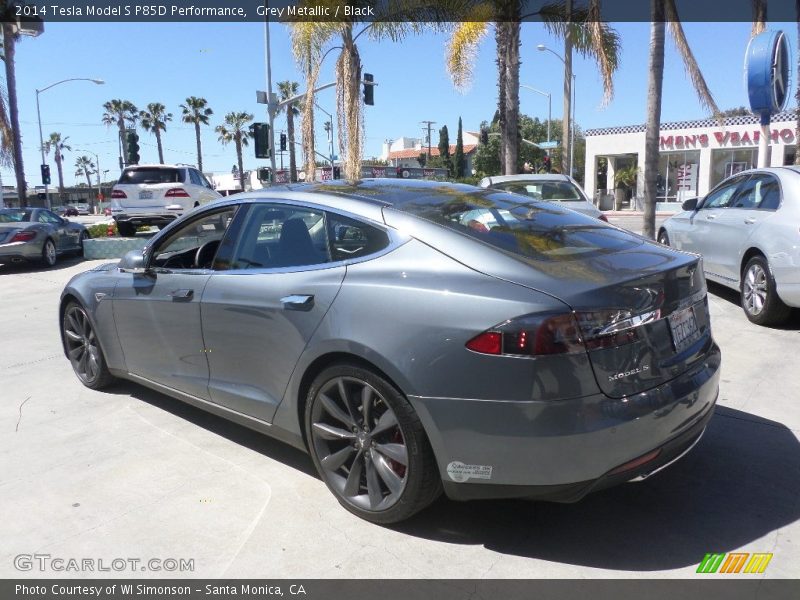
119 168 185 185
494 180 585 202
0 209 32 223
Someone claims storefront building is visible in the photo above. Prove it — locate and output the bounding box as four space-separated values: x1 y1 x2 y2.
584 110 797 210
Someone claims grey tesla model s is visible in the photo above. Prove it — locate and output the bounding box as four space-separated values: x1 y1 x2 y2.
60 179 720 523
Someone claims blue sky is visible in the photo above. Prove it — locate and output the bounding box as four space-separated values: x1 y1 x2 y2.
7 19 798 187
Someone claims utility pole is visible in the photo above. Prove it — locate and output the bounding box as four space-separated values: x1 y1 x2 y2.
263 8 277 178
420 120 436 157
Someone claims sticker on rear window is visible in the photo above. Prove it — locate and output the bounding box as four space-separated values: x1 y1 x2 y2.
447 461 493 482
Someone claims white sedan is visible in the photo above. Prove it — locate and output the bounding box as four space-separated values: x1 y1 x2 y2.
658 167 800 325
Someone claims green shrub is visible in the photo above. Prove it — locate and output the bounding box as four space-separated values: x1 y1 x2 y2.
86 223 117 238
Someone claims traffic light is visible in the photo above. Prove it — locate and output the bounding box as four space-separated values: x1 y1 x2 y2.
125 130 140 165
363 73 374 106
253 123 270 159
256 167 271 182
40 164 51 185
279 133 287 152
480 128 488 145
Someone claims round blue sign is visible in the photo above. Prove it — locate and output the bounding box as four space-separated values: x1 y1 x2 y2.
745 30 791 123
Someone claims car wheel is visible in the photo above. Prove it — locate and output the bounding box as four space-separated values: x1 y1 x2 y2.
657 229 670 246
78 231 90 257
116 222 136 237
741 255 791 326
306 364 441 524
62 302 116 389
41 238 57 267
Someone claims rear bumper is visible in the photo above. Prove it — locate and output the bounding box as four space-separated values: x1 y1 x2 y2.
409 341 721 502
0 242 41 262
112 211 180 227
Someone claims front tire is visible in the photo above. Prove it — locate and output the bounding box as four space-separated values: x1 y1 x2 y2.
62 302 116 389
305 364 441 524
116 221 136 237
741 255 791 326
41 238 57 267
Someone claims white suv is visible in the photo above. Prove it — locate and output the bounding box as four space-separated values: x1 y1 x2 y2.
110 164 222 237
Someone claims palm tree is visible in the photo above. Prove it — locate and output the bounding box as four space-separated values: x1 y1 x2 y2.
44 133 71 201
140 102 173 164
102 99 138 166
2 20 26 204
445 0 619 175
74 155 96 210
642 0 720 239
277 81 301 182
180 96 213 172
215 112 253 192
289 14 445 180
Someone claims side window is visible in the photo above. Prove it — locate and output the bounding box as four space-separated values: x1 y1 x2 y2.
730 177 760 209
199 172 215 189
150 207 238 270
702 177 745 209
755 175 781 210
38 211 60 224
327 213 391 261
229 203 330 269
188 169 203 186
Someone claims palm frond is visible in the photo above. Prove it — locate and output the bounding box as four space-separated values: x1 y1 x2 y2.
446 19 491 92
751 0 767 36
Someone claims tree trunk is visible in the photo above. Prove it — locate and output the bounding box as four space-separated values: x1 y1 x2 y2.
195 121 203 171
118 116 126 166
155 128 165 164
2 25 26 207
56 150 65 200
562 0 573 178
236 136 245 191
338 28 363 181
287 107 297 182
504 21 521 175
643 2 666 240
85 171 94 212
495 25 507 175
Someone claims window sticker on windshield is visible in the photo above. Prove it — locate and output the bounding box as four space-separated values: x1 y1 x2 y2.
447 461 493 482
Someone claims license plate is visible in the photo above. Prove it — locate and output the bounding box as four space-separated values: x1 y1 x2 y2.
669 306 701 353
139 190 153 199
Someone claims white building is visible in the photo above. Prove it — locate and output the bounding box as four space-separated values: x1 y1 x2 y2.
584 110 798 209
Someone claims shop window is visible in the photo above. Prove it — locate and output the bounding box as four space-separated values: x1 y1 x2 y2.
710 148 758 188
657 151 700 202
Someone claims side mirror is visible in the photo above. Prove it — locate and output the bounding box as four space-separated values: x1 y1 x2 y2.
681 197 699 212
119 249 147 273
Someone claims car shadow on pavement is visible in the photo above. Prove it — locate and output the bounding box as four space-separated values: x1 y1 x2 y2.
707 281 800 330
393 406 800 571
0 256 87 274
109 381 318 478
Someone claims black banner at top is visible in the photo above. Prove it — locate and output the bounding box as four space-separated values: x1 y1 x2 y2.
3 0 800 24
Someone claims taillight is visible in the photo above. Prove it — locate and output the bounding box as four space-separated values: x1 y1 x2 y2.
465 308 658 357
111 189 127 199
165 188 190 198
10 231 36 242
598 214 609 222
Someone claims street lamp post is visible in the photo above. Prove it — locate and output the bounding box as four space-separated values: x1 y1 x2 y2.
36 78 104 210
520 84 552 143
537 45 576 177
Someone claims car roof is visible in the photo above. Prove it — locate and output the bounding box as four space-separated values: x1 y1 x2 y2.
481 174 573 186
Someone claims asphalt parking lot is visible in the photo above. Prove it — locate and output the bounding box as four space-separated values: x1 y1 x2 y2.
1 254 798 579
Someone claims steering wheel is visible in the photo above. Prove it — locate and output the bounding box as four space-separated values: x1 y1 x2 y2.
195 239 221 269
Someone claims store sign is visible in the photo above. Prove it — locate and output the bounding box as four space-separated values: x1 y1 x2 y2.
661 128 796 149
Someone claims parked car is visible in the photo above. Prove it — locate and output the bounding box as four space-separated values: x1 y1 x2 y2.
63 206 79 217
658 166 800 325
60 179 720 523
0 208 89 266
109 164 222 237
479 174 608 221
73 203 91 215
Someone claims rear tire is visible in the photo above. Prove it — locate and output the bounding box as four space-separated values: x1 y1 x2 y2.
62 301 116 389
741 255 791 326
305 364 441 524
41 238 57 267
657 229 670 246
116 221 136 237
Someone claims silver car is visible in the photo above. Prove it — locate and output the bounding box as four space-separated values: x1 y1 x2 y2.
0 208 88 267
658 167 800 325
479 173 608 221
60 180 720 523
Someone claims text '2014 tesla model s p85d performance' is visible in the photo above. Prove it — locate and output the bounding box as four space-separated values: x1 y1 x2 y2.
60 180 720 524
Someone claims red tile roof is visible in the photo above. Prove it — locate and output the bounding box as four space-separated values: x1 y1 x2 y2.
387 144 477 160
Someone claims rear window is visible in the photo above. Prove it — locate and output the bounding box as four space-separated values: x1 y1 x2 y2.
119 168 185 185
494 180 584 202
0 209 32 222
395 189 639 262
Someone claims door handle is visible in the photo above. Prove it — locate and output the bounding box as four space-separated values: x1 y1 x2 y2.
744 217 756 224
281 294 314 311
168 289 194 301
